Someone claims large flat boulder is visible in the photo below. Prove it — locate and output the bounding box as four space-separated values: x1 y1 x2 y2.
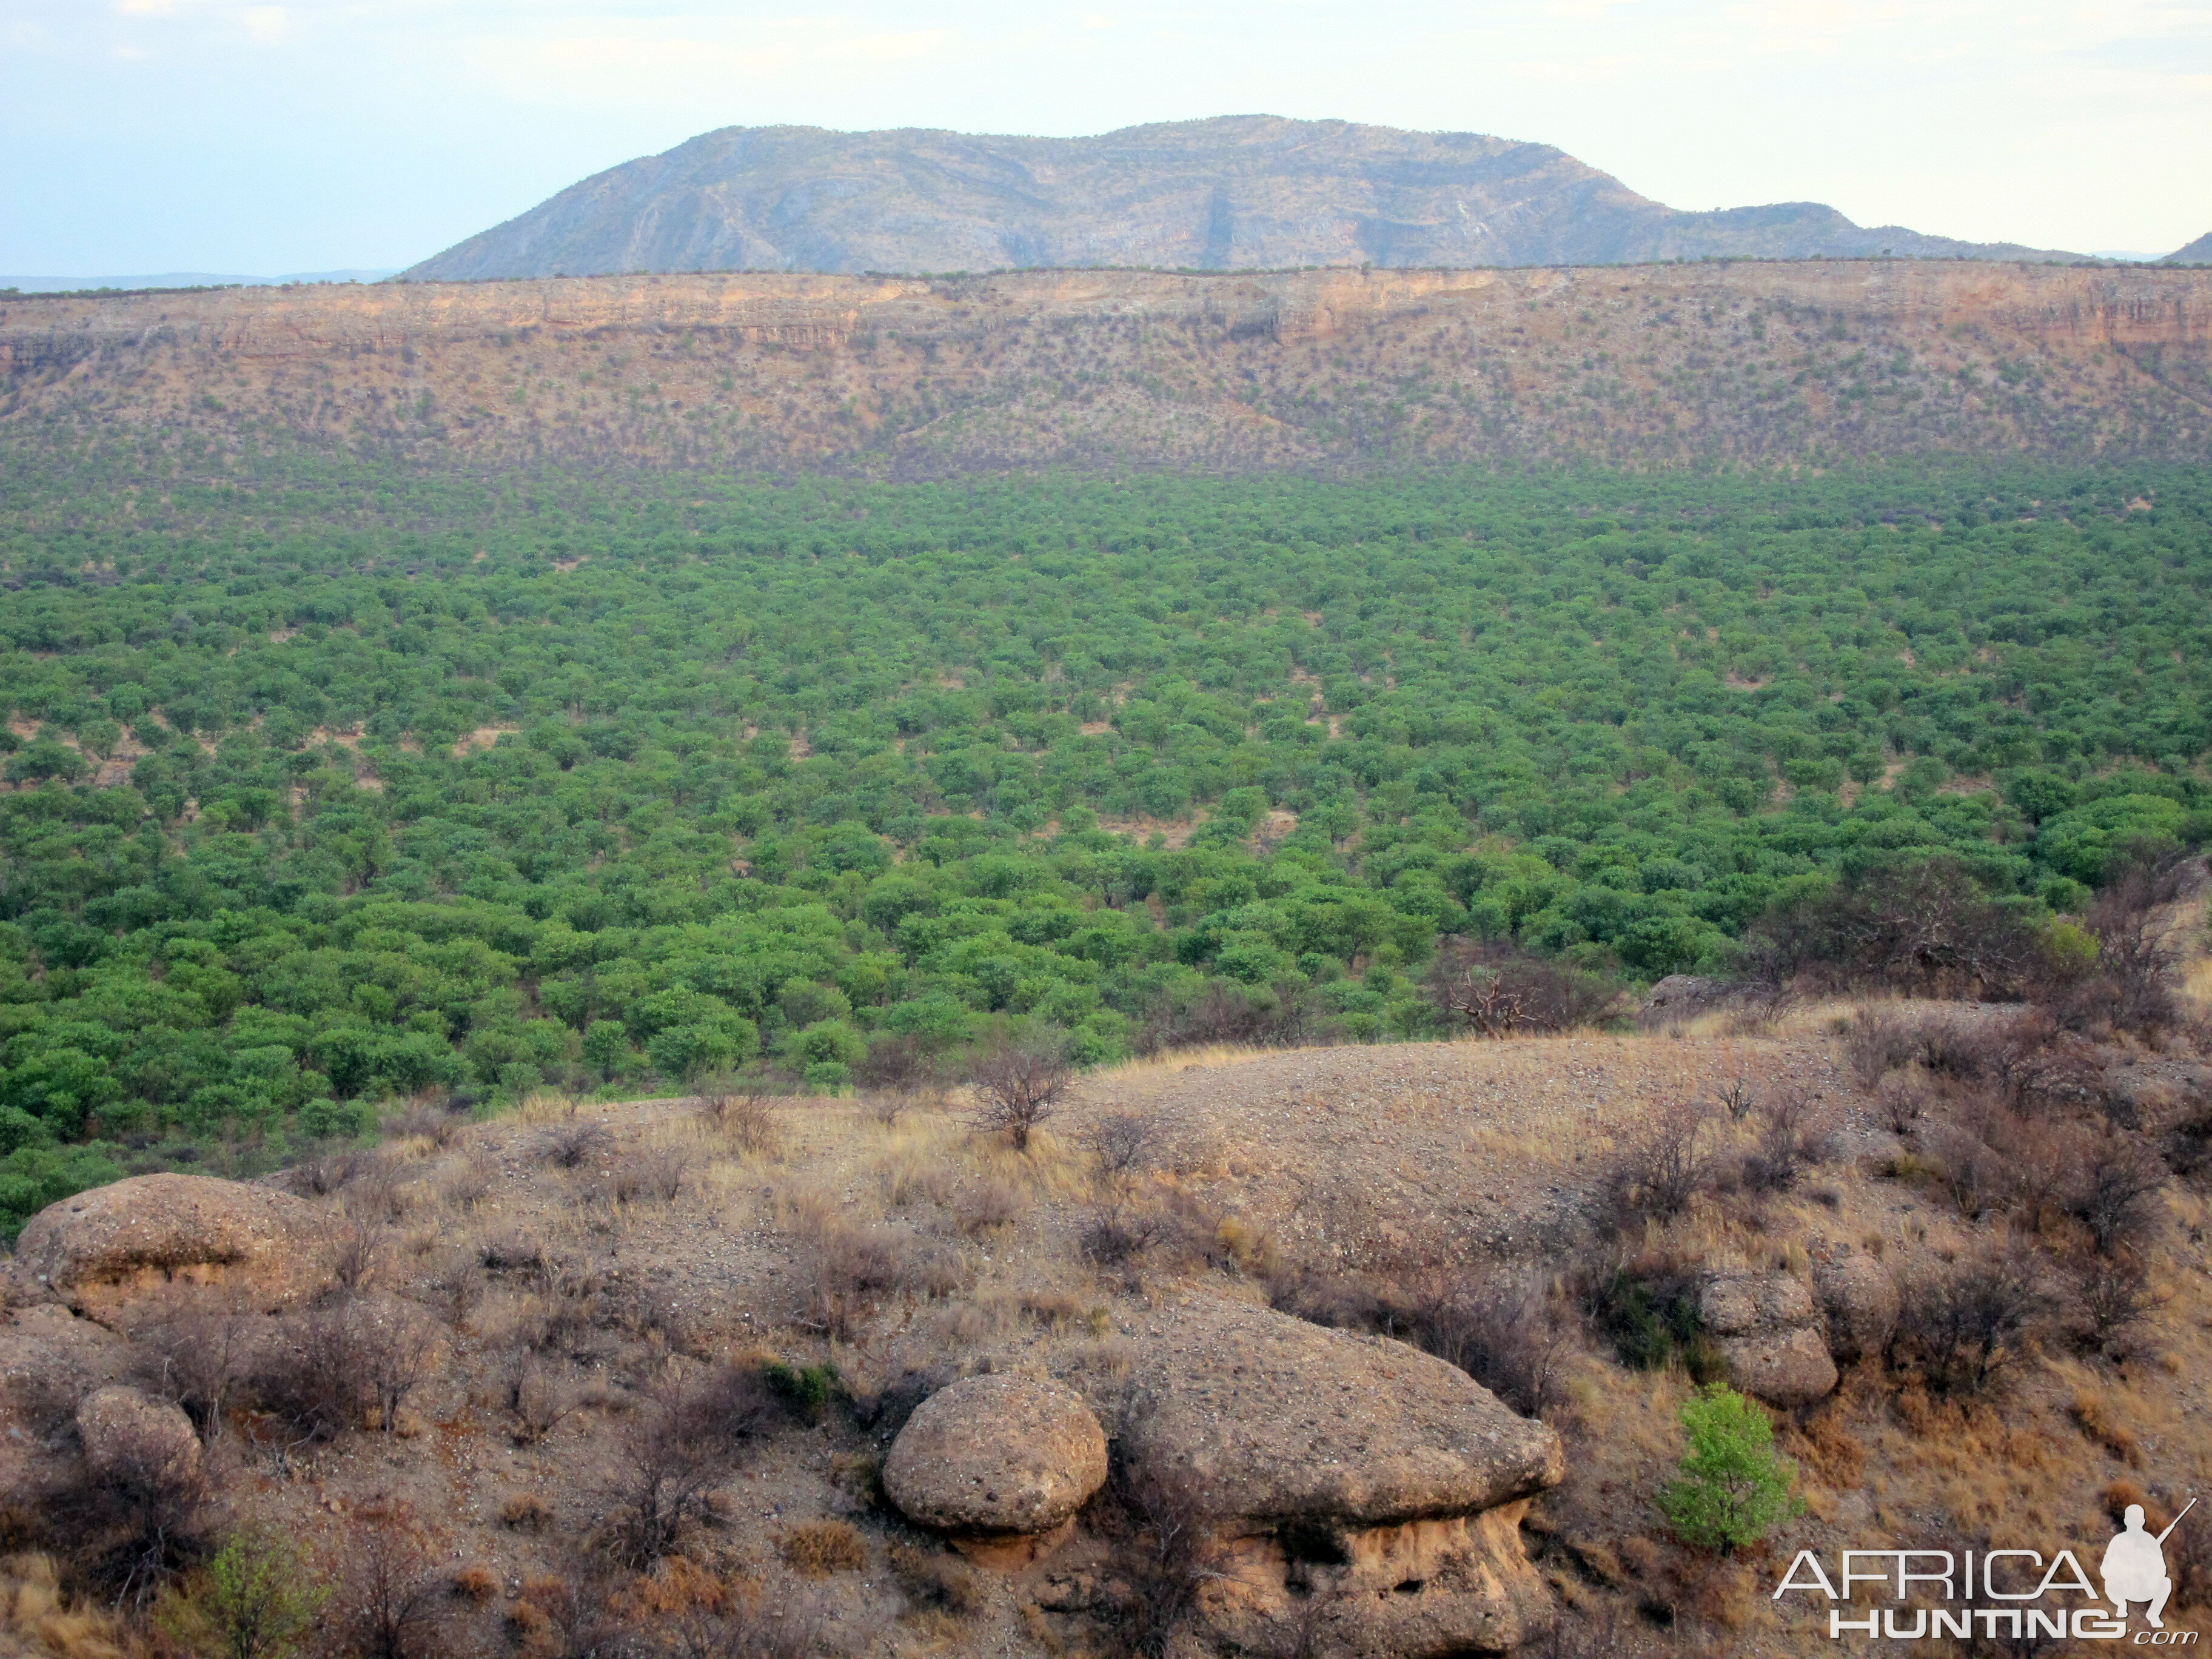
883 1372 1107 1558
1812 1252 1900 1366
13 1174 326 1326
1123 1297 1564 1658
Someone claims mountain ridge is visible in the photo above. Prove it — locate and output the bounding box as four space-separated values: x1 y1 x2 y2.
402 116 2079 281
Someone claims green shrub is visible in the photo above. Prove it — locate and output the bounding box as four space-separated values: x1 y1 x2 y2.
1656 1384 1804 1553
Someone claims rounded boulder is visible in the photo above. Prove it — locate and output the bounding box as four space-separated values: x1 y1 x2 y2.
883 1372 1107 1536
76 1384 201 1480
15 1174 326 1325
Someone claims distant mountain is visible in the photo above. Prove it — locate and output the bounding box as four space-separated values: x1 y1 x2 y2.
2164 232 2212 265
403 116 2077 282
0 269 396 294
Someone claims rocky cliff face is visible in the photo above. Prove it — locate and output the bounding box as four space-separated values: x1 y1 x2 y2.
4 261 2207 474
401 117 2076 282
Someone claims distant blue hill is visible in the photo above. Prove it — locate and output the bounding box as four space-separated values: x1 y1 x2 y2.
0 269 397 294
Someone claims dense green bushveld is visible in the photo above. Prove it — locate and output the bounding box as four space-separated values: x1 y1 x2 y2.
1 444 2208 1233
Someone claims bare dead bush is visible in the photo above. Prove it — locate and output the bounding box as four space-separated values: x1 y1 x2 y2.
502 1358 580 1446
283 1147 377 1198
1081 1111 1163 1187
1601 1101 1715 1229
1385 1264 1578 1419
539 1121 612 1170
598 1367 776 1569
2070 853 2202 1038
256 1294 438 1441
600 1143 689 1206
331 1503 448 1659
1895 1248 2049 1396
1108 1463 1227 1659
1715 1078 1756 1122
1081 1198 1175 1267
39 1412 213 1610
967 1035 1074 1152
2064 1245 2166 1359
340 1154 411 1226
128 1293 256 1446
803 1222 965 1339
1741 1091 1835 1194
954 1178 1027 1235
1749 856 2051 998
2065 1131 2170 1256
1425 940 1623 1037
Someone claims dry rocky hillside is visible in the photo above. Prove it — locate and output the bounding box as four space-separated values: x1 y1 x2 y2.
2 262 2209 474
3 982 2211 1658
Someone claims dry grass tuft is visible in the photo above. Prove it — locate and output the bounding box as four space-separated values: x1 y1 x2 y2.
778 1520 867 1578
0 1554 129 1659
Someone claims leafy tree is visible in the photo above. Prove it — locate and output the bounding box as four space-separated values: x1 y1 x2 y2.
1655 1384 1804 1553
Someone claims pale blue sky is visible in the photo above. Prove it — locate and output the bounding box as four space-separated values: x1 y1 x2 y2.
3 0 2207 273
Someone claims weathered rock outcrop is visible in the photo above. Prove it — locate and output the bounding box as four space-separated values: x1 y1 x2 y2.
883 1372 1108 1558
1698 1273 1838 1407
75 1384 200 1480
12 1175 325 1326
1811 1252 1901 1366
1121 1298 1564 1658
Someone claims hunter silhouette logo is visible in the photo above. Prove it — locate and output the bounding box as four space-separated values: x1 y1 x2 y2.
1774 1496 2202 1643
2106 1501 2194 1631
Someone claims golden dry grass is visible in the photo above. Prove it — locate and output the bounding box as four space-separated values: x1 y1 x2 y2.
0 1556 129 1659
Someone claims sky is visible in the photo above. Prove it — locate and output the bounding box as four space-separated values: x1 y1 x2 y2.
2 0 2208 275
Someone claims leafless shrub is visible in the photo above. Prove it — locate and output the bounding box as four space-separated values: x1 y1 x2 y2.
383 1099 460 1150
2065 1131 2170 1256
1842 1009 1929 1086
331 1503 448 1659
340 1154 411 1225
1081 1197 1175 1266
1742 1091 1835 1194
1082 1111 1163 1187
1134 979 1334 1055
1875 1070 1933 1136
284 1148 377 1198
967 1035 1074 1151
1385 1264 1578 1418
128 1293 256 1446
1895 1248 2049 1396
1715 1079 1756 1122
1601 1101 1715 1229
327 1215 385 1295
40 1412 213 1610
598 1367 776 1569
2066 853 2202 1038
599 1143 689 1206
1749 855 2051 998
855 1031 944 1094
1920 1120 2012 1219
1109 1463 1227 1659
539 1121 612 1170
2168 1500 2212 1612
802 1222 965 1339
954 1178 1027 1235
439 1148 497 1212
256 1295 437 1441
697 1081 783 1156
660 1597 830 1659
1425 940 1623 1037
2064 1245 2167 1359
890 1541 980 1617
502 1358 580 1446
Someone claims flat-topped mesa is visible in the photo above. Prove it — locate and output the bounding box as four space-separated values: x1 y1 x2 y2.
2 263 2208 474
1121 1298 1565 1658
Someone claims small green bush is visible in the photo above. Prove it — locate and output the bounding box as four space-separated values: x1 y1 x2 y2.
1656 1384 1804 1553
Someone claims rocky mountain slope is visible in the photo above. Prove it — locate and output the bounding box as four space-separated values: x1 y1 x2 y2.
2167 232 2212 265
4 261 2207 475
402 117 2077 281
